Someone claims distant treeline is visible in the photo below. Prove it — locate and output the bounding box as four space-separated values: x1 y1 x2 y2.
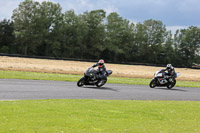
0 0 200 67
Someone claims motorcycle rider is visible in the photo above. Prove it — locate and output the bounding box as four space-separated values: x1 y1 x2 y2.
159 64 176 82
92 59 106 79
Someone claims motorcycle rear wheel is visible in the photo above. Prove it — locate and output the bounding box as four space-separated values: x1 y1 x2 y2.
77 77 85 87
167 79 176 89
149 79 157 88
96 79 107 87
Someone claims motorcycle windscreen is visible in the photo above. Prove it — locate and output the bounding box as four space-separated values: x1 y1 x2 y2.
156 73 163 77
85 68 95 75
106 70 112 75
176 72 180 77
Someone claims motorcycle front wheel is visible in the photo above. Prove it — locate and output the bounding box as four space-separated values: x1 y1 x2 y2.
149 79 157 88
77 77 85 87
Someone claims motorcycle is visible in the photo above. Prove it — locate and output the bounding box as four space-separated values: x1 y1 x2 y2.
77 67 112 87
149 70 180 89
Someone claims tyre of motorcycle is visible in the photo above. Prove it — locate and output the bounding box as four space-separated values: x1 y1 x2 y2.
149 79 157 88
77 77 85 87
167 79 176 89
96 79 107 87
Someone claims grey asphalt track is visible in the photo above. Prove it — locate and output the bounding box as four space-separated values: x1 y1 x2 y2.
0 79 200 101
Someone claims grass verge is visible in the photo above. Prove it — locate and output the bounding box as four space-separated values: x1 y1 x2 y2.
0 70 200 88
0 99 200 133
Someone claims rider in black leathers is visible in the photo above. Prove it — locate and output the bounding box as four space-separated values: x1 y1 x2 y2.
92 59 106 79
159 64 176 82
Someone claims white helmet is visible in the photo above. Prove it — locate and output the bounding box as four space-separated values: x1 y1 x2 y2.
166 64 173 70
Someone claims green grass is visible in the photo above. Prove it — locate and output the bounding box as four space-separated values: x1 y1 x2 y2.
0 70 200 88
0 70 81 82
0 71 200 132
0 99 200 133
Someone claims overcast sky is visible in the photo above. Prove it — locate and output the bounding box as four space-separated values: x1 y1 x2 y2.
0 0 200 33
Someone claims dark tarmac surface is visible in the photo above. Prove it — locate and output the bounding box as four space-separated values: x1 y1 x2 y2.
0 79 200 101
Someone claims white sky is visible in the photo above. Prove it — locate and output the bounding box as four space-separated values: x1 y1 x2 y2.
0 0 199 34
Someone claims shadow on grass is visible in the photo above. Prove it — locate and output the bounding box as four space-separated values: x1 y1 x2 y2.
83 86 118 92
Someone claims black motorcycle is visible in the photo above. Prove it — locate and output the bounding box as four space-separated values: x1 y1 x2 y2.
149 70 180 89
77 67 112 87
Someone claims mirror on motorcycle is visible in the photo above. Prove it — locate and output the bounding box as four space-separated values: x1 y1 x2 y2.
176 72 180 77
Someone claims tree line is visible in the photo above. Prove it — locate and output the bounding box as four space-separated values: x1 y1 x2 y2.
0 0 200 67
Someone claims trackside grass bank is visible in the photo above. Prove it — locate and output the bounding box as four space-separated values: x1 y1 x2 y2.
0 70 200 88
0 99 200 132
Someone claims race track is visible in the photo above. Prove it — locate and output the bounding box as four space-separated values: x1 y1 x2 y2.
0 79 200 101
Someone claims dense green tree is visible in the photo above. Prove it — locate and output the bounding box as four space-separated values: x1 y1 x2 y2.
12 0 40 55
82 9 106 59
12 0 63 56
60 10 88 58
143 19 168 64
134 23 148 62
4 0 199 67
121 21 135 62
36 1 63 57
162 31 175 64
104 12 135 62
174 26 200 67
0 19 15 53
